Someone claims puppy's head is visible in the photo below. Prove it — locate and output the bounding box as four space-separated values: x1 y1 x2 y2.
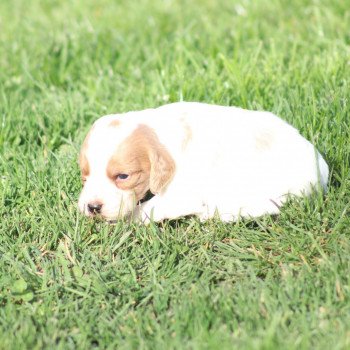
78 117 175 220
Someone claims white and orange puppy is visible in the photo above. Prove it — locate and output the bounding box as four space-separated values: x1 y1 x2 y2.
78 102 329 223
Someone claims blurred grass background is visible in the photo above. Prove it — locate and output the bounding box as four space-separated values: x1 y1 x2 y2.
0 0 349 348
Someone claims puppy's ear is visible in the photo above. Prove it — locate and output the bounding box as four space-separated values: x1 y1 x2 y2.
129 124 175 194
149 145 175 194
79 129 92 177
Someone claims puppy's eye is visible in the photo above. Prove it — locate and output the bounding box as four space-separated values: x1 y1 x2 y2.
116 174 129 180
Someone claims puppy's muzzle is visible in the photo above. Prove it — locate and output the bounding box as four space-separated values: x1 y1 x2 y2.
87 202 103 214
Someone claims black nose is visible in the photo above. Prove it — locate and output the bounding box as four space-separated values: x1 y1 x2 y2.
87 202 102 214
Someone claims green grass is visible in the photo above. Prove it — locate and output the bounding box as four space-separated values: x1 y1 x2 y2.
0 0 349 348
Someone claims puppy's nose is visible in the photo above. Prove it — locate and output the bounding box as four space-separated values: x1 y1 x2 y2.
87 202 102 214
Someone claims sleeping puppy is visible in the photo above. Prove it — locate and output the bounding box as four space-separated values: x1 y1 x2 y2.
78 102 329 223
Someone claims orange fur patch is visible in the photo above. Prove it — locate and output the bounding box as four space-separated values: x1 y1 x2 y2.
106 124 175 199
109 120 120 127
180 118 192 150
255 131 273 150
79 130 91 179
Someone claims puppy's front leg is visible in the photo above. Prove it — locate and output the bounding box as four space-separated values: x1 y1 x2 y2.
134 194 200 224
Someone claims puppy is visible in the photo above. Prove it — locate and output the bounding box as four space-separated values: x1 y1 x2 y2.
78 102 329 223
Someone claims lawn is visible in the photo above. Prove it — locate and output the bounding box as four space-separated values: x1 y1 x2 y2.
0 0 349 348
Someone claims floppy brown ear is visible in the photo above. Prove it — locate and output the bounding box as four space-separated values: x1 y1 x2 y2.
79 129 92 177
149 144 175 194
126 124 175 194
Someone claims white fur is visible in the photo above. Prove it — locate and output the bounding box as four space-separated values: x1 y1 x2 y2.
78 102 329 223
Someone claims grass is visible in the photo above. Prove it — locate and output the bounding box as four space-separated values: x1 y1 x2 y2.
0 0 349 348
